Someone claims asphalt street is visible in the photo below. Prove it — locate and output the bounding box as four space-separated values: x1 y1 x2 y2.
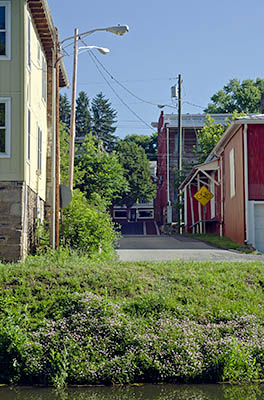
116 235 264 262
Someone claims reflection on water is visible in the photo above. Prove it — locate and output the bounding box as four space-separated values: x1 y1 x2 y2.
0 384 263 400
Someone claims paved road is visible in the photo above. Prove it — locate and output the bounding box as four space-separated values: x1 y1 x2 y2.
116 235 264 262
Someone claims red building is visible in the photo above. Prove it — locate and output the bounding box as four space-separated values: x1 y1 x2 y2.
153 111 231 225
180 115 264 252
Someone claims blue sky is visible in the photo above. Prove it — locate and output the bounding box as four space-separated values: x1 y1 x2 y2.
49 0 264 138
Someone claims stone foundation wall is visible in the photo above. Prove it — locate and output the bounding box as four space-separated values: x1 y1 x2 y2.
0 182 44 262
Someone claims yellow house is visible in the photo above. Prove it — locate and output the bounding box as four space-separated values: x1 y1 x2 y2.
0 0 68 261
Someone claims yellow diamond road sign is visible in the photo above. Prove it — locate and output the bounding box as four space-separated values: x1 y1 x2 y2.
194 186 214 206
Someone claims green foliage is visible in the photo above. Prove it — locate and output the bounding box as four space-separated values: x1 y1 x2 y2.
76 91 92 138
194 112 244 163
75 134 128 204
185 233 255 253
205 78 264 114
194 115 228 163
60 122 70 185
1 258 264 386
91 92 117 152
120 132 158 161
62 190 118 258
59 93 71 128
117 141 156 208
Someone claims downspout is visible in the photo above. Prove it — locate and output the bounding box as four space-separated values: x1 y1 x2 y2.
166 125 172 223
51 58 56 249
220 155 223 237
197 173 202 233
166 125 170 206
243 123 248 243
22 183 28 261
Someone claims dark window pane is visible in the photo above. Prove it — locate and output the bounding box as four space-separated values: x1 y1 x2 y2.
0 103 5 127
0 7 5 30
0 32 6 55
0 129 5 152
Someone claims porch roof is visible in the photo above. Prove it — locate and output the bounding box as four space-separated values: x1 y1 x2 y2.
179 159 219 191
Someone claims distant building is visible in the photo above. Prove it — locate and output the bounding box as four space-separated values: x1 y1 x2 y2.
112 161 157 222
153 111 232 224
0 0 68 261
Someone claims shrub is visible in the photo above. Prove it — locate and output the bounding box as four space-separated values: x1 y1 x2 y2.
62 190 118 259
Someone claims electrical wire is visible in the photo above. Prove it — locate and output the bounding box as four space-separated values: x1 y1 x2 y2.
80 39 176 109
80 43 155 132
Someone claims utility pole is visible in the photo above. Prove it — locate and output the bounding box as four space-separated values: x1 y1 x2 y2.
55 30 60 249
68 28 79 191
177 74 183 233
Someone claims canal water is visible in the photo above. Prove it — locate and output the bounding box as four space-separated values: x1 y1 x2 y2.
0 384 263 400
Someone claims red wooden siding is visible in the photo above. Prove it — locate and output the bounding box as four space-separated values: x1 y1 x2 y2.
247 124 264 200
223 126 245 245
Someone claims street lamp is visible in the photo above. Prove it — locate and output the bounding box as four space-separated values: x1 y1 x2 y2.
64 25 129 191
53 25 128 250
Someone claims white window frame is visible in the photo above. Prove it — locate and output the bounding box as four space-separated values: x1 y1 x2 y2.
27 14 31 69
137 209 154 219
0 1 11 60
42 54 47 103
37 125 42 175
0 97 11 158
229 148 236 199
113 210 127 219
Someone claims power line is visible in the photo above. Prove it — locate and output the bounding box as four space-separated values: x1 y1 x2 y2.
80 40 155 132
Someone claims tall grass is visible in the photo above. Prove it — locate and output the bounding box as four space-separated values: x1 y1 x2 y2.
1 251 264 386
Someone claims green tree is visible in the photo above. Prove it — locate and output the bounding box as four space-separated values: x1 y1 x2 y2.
205 78 264 114
91 92 117 152
120 132 158 160
76 91 92 138
75 134 128 205
117 141 156 208
59 93 71 128
195 113 243 163
59 122 70 185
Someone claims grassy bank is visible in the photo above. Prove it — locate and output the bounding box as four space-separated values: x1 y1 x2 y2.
1 251 264 387
184 233 255 253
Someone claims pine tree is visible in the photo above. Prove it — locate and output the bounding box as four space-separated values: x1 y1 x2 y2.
91 92 117 152
76 91 92 138
59 93 71 128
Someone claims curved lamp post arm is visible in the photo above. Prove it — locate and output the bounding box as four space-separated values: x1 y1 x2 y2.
78 45 110 55
59 25 129 46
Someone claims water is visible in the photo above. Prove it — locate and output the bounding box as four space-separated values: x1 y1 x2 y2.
0 384 263 400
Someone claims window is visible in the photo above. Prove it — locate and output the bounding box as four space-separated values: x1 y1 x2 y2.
0 1 10 59
138 209 154 219
27 108 31 161
27 15 31 68
113 210 127 219
229 148 235 198
0 98 10 157
37 126 42 174
42 55 47 102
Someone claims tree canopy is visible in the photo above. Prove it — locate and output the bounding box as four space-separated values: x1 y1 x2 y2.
117 141 156 208
194 113 244 163
205 78 264 114
91 92 117 152
75 134 128 205
120 132 158 161
76 91 92 138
